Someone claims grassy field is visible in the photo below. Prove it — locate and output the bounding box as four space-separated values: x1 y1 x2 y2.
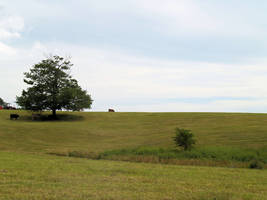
0 151 267 200
1 110 267 153
1 110 267 166
1 110 267 199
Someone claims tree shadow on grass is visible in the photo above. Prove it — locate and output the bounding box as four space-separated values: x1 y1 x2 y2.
19 114 85 122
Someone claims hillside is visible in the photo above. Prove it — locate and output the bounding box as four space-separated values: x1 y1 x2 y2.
1 110 267 199
1 110 267 154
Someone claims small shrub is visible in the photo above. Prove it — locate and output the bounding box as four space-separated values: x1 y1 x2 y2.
173 128 196 151
249 160 264 169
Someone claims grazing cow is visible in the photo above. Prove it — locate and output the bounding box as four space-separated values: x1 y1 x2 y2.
10 114 19 120
108 109 115 112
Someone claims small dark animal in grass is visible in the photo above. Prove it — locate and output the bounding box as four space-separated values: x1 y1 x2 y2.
108 109 115 112
10 114 19 120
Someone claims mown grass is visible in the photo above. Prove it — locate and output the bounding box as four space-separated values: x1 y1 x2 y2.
1 151 267 200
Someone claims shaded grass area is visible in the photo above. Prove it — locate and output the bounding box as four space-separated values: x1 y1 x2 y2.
49 146 267 169
0 151 267 200
19 113 84 122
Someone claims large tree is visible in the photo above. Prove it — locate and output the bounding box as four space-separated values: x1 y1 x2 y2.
16 55 93 118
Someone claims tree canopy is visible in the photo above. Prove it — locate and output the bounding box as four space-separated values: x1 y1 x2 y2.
0 97 7 106
173 128 196 151
16 55 93 117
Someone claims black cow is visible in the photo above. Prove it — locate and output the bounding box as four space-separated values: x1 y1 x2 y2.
10 114 19 120
108 109 115 112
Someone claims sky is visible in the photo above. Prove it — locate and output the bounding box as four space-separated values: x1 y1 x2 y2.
1 0 267 112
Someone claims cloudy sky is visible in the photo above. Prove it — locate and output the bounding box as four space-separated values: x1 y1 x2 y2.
1 0 267 112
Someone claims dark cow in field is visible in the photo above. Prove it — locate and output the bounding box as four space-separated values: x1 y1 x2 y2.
108 109 115 112
10 114 19 120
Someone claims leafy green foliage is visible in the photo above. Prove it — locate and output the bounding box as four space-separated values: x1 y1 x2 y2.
16 55 92 117
173 128 196 151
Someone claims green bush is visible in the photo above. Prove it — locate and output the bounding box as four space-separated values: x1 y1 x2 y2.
173 128 196 151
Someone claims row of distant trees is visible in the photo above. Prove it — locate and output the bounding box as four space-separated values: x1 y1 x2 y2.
2 55 93 118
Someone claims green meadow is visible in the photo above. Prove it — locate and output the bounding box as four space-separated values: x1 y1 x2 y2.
1 110 267 199
1 110 267 153
1 151 267 200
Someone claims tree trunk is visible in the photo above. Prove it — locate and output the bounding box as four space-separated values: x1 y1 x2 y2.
52 109 56 119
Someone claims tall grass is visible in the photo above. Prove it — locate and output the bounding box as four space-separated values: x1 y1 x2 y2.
100 146 267 163
50 146 267 168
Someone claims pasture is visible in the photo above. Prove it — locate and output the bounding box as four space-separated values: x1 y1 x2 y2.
1 110 267 199
1 110 267 154
0 151 267 200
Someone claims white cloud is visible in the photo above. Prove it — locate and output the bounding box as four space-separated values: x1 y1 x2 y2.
117 99 267 113
0 41 16 55
0 0 263 39
1 0 267 112
1 41 267 112
0 13 24 67
132 0 216 33
124 0 263 37
18 42 267 111
0 15 24 39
